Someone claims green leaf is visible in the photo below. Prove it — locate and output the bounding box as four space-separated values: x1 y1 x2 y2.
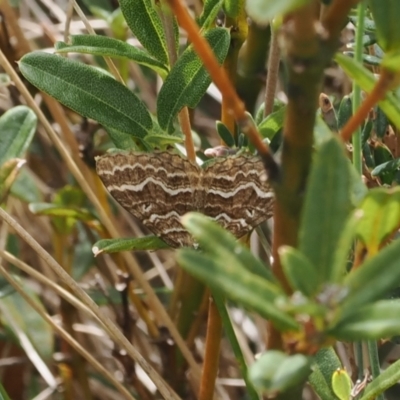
335 53 400 129
355 187 400 254
309 348 342 400
19 52 153 149
299 137 353 286
342 239 400 312
0 105 37 166
368 0 400 52
55 35 168 78
360 356 400 400
93 236 170 255
0 159 25 202
332 368 353 400
157 28 230 132
182 212 274 281
198 0 223 29
279 246 319 296
29 203 94 221
375 107 389 139
216 121 235 147
371 157 400 178
0 284 54 360
246 0 311 26
331 300 400 340
143 133 184 148
223 0 244 18
119 0 169 65
0 382 11 400
257 106 285 140
177 250 298 330
10 168 42 203
337 95 352 131
248 351 312 394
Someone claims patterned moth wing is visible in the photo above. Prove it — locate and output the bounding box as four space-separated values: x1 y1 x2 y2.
95 151 201 247
201 155 274 239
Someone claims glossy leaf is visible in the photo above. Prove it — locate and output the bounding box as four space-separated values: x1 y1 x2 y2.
309 348 342 400
335 53 400 129
55 35 168 78
0 106 37 166
279 246 319 296
119 0 168 65
368 0 400 52
246 0 311 25
19 52 153 149
157 28 229 132
342 238 400 313
355 187 400 255
182 212 274 281
93 236 170 255
331 300 400 340
248 351 312 394
332 368 353 400
299 137 353 286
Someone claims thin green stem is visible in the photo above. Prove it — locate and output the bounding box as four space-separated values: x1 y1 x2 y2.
367 341 384 400
351 1 366 174
211 290 259 400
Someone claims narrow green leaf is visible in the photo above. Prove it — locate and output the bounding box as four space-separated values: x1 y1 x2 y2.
248 351 312 394
279 246 319 296
246 0 311 25
355 187 400 254
372 157 400 177
216 121 235 147
182 212 274 281
1 286 54 360
93 237 170 255
0 382 11 400
342 239 400 311
309 348 342 400
19 52 153 148
332 369 353 400
157 28 230 132
0 159 26 203
337 95 352 130
119 0 168 65
360 356 400 400
257 106 285 140
331 300 400 340
368 0 400 52
28 203 94 221
198 0 223 28
299 137 353 286
143 133 183 148
211 290 259 400
177 249 298 330
375 107 389 139
335 53 400 129
55 35 168 78
0 106 37 165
